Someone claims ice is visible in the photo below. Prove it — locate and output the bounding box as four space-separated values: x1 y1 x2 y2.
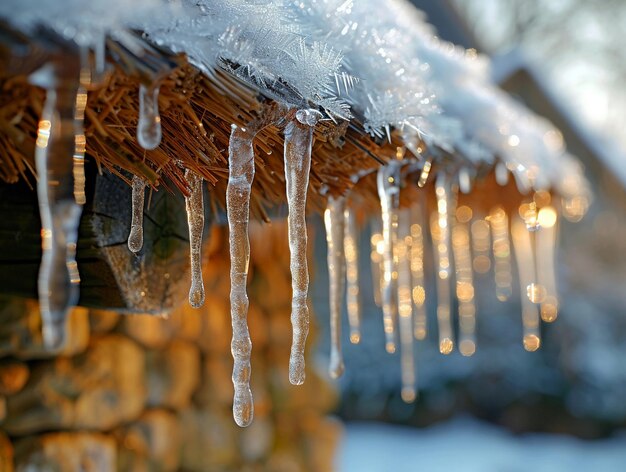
325 195 346 379
536 206 559 322
227 124 255 427
344 206 361 344
137 83 162 150
284 110 321 386
452 209 476 356
431 174 454 355
409 202 427 340
489 206 513 302
29 62 83 349
377 162 402 354
128 175 145 254
185 169 205 308
397 208 416 402
512 216 541 351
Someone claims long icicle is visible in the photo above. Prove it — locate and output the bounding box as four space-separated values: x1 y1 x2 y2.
185 169 205 308
227 124 255 427
536 206 559 322
128 175 145 253
511 215 541 351
398 208 416 402
410 201 427 341
285 109 322 386
377 162 402 354
489 206 513 301
344 206 361 344
325 196 346 379
370 220 384 308
30 60 83 349
432 174 455 355
453 206 477 356
73 47 90 206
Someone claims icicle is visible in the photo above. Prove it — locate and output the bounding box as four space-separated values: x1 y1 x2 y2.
519 201 544 304
495 162 509 186
409 202 427 341
417 158 432 188
185 169 205 308
471 218 492 274
431 174 454 355
536 206 559 322
73 47 90 206
137 83 162 150
284 109 322 386
488 206 513 301
29 61 83 349
377 162 402 354
397 208 416 402
453 206 476 356
128 175 146 253
227 124 255 427
370 220 384 308
325 196 346 379
458 168 472 194
511 216 541 351
344 206 361 344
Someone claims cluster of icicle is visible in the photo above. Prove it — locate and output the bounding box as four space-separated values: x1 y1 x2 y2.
323 159 563 403
0 0 590 426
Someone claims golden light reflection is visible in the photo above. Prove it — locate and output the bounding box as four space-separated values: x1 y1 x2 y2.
432 176 455 355
471 219 491 274
398 208 416 402
512 217 541 351
488 206 513 301
452 212 476 357
410 203 427 340
344 207 361 344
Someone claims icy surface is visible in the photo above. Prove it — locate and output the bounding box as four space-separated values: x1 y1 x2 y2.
0 0 590 197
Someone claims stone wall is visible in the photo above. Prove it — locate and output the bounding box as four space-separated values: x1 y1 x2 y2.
0 222 340 471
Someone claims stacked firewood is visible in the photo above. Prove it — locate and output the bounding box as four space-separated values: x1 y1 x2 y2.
0 222 340 471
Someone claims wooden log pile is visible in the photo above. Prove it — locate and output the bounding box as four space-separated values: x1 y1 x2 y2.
0 222 340 471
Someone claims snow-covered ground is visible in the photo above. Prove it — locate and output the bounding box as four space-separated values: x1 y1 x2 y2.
337 417 626 472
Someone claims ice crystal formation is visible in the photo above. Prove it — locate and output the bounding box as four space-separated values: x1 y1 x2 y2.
0 0 592 425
